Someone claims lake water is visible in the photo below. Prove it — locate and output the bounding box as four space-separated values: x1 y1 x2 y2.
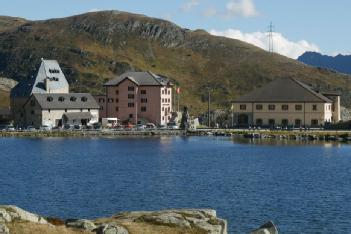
0 136 351 233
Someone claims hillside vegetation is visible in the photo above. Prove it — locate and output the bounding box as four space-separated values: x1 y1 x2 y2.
0 11 350 112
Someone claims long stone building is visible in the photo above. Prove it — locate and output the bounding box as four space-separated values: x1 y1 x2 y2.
95 71 173 126
232 78 341 128
11 59 99 128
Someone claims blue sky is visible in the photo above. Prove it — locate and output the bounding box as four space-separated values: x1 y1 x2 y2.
1 0 350 58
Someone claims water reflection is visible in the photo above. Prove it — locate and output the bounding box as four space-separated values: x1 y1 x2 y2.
231 136 344 147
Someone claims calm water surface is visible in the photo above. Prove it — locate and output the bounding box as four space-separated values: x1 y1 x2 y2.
0 136 351 233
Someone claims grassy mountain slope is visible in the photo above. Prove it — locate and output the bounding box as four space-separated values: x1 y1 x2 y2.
0 11 350 112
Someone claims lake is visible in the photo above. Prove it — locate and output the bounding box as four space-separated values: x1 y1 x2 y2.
0 136 351 233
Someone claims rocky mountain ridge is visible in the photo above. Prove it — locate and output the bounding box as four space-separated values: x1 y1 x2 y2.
0 11 350 112
298 52 351 75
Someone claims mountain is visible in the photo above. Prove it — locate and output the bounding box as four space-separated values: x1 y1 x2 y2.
298 52 351 76
0 11 350 112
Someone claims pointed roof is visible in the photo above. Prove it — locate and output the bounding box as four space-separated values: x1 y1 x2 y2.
233 78 332 103
11 59 69 98
104 71 172 86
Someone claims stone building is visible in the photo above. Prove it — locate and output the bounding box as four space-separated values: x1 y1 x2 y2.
96 71 173 125
11 59 99 128
232 78 341 128
23 93 99 128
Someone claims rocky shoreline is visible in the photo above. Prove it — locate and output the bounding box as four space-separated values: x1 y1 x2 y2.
0 206 228 234
1 129 351 143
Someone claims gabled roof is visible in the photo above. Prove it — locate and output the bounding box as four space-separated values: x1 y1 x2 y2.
11 59 69 98
233 78 333 103
104 71 172 86
27 93 100 110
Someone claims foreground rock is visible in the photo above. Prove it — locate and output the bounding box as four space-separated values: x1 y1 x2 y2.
0 206 227 234
251 221 278 234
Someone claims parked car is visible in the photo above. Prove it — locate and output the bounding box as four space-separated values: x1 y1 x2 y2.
168 124 179 130
158 125 167 130
26 126 36 132
64 124 74 130
146 123 156 129
135 124 146 130
6 125 15 131
93 123 102 130
40 125 52 131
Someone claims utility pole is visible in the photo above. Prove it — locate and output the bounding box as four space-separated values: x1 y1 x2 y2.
268 22 274 53
208 90 211 128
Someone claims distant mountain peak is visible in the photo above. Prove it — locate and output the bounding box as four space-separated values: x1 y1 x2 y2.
298 51 351 75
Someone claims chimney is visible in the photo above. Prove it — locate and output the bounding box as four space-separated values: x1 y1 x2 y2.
45 78 50 93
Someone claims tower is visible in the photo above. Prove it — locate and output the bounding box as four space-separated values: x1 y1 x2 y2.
268 22 274 53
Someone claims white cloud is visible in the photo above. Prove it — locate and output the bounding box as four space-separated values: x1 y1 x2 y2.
226 0 258 18
180 0 200 12
210 29 320 59
87 8 102 12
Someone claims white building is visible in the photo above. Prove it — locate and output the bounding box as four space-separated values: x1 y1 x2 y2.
232 78 341 128
11 59 99 128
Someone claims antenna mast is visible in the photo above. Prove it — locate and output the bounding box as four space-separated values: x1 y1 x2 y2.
268 22 274 53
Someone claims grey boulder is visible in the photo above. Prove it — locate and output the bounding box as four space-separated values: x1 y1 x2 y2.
251 221 278 234
95 223 129 234
65 219 97 231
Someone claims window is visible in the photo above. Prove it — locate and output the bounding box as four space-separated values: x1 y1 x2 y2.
240 105 246 110
313 105 317 111
128 94 135 99
256 119 263 126
128 103 135 108
65 109 67 112
256 104 263 110
128 86 135 91
116 107 119 112
311 119 318 126
81 97 88 102
70 97 77 102
31 110 35 115
48 109 51 113
30 100 35 106
141 90 147 95
268 105 275 110
281 119 288 126
168 98 171 103
58 97 65 102
108 98 114 103
282 105 289 111
162 90 164 94
115 90 119 95
162 107 164 111
328 105 331 111
295 119 302 126
88 109 90 112
100 106 104 110
116 98 119 103
295 105 302 111
47 97 53 102
162 98 164 103
141 106 147 112
129 114 133 119
168 90 171 95
141 98 148 103
49 69 60 74
269 119 275 126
